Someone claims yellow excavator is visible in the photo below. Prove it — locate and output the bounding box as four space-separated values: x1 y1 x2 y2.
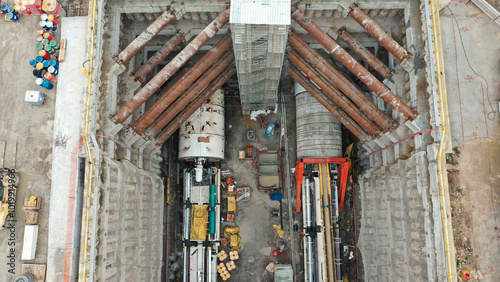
0 168 20 230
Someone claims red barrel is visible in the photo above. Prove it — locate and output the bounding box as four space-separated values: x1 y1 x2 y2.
42 32 53 40
39 50 50 59
47 14 58 24
44 72 56 82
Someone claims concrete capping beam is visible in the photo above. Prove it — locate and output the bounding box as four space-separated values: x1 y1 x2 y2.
383 77 398 99
382 149 388 166
405 120 421 133
383 131 399 143
108 123 124 136
362 143 373 154
118 6 168 14
124 131 141 146
111 62 125 76
373 137 389 149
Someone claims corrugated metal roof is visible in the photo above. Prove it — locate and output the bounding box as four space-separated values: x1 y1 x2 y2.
230 0 291 25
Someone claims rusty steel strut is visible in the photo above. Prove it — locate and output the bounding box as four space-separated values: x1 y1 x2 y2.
337 27 394 79
155 67 236 146
132 32 186 83
291 8 418 121
146 51 235 138
287 50 382 137
288 30 398 131
348 3 413 63
130 33 233 134
112 7 230 124
287 65 369 141
114 9 176 64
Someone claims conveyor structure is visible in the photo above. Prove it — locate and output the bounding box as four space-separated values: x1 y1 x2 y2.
183 168 221 282
301 162 344 281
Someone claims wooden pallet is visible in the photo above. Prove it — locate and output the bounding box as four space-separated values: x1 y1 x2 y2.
26 211 38 224
24 197 42 210
21 264 46 282
58 38 67 62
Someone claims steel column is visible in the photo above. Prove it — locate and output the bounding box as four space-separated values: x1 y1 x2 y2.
112 8 230 124
145 51 235 137
348 3 413 63
291 8 418 121
288 31 397 131
114 9 176 64
337 27 394 78
129 33 233 134
338 162 350 212
132 32 186 83
287 65 369 141
287 50 382 137
155 67 236 146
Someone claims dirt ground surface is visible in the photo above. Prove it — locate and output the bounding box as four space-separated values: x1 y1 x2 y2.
220 105 289 282
447 140 500 281
0 15 57 280
440 2 500 281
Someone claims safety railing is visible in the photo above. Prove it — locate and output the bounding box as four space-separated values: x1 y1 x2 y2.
429 0 457 281
78 0 100 280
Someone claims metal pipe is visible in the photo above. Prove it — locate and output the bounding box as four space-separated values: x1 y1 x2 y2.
337 26 394 78
291 8 418 121
130 33 233 134
184 170 191 201
111 7 230 124
155 67 236 146
287 50 382 137
320 163 335 282
304 178 315 282
287 65 369 141
288 31 397 131
146 51 235 138
289 31 397 132
183 246 189 282
132 32 186 83
348 3 413 63
207 246 212 282
113 9 176 64
331 166 342 279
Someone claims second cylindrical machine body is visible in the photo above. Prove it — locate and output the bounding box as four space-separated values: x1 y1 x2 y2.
295 81 342 159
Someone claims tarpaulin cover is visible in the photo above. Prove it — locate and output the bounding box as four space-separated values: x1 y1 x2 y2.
269 190 282 201
227 195 237 212
229 234 242 250
191 205 208 240
223 225 240 237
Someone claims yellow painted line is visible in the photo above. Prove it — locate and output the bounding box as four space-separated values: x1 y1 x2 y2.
79 0 99 280
430 1 457 281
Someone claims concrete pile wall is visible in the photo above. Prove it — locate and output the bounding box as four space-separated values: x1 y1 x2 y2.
358 151 444 281
96 158 164 280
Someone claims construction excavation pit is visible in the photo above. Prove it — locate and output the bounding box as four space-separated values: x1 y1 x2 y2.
96 1 444 281
92 1 442 281
5 0 500 281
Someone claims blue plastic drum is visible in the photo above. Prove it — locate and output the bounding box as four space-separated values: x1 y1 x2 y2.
49 60 59 68
42 80 54 90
